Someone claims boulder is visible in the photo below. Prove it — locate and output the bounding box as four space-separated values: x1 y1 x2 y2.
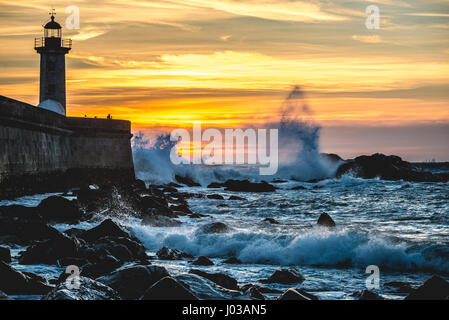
0 246 11 263
79 219 130 242
43 276 120 300
91 236 147 262
157 247 194 260
192 256 214 266
223 257 242 265
277 288 312 300
97 265 170 299
228 196 246 201
351 289 384 300
317 213 336 227
0 290 7 299
207 182 222 188
189 269 239 291
405 275 449 300
241 284 282 294
291 185 306 190
207 194 225 200
260 268 305 284
263 218 279 224
197 222 231 234
175 273 242 300
0 261 52 295
37 196 82 223
175 175 201 187
320 153 343 164
243 286 265 300
222 180 276 192
141 276 198 300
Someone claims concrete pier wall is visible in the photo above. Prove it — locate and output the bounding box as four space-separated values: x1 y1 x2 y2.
0 95 135 198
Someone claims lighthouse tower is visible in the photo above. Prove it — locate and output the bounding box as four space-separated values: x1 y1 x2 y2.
35 13 71 115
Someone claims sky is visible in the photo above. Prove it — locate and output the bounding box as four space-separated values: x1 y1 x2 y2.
0 0 448 161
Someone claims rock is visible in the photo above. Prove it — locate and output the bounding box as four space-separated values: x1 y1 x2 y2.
385 281 415 294
223 257 242 265
260 268 305 284
157 247 194 260
141 276 198 300
79 219 130 242
133 179 147 191
263 218 279 224
320 153 343 164
271 179 287 183
63 227 85 238
170 204 192 214
291 185 306 190
0 290 7 299
43 276 120 300
277 288 312 300
175 175 201 187
175 273 242 300
57 257 89 267
142 215 182 227
189 213 209 219
405 275 449 300
0 261 52 295
197 222 231 234
97 264 170 300
243 286 265 300
37 196 82 223
317 212 336 227
192 256 214 266
241 284 282 294
352 289 384 300
336 153 449 182
207 182 222 188
18 233 82 265
222 180 276 192
80 258 123 279
228 195 246 201
207 194 225 200
0 246 11 263
189 269 239 291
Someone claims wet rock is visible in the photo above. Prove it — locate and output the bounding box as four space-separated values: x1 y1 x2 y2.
222 180 276 192
244 286 265 300
207 194 225 200
175 175 201 187
170 204 192 214
272 179 287 183
0 246 11 263
320 153 343 164
0 261 52 295
18 233 82 265
241 284 282 294
385 281 415 294
223 257 242 265
142 215 182 227
336 153 449 182
189 213 210 219
79 258 123 279
317 213 336 227
57 257 89 267
37 196 82 223
97 264 170 300
351 289 384 300
207 182 222 188
405 275 449 300
157 247 194 260
90 236 147 263
141 276 198 300
189 269 239 291
260 268 305 284
197 222 231 234
175 273 242 300
228 195 246 201
43 276 120 300
167 182 183 188
291 185 306 190
263 218 279 224
0 290 7 299
277 288 313 300
79 219 130 242
63 227 85 238
133 179 147 191
192 256 214 266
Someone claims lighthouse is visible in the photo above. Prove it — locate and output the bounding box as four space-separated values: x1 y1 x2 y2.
35 12 71 115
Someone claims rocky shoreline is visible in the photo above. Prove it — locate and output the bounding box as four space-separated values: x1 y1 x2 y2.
1 176 448 300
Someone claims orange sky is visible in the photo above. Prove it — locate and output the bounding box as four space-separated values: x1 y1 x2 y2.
0 0 448 160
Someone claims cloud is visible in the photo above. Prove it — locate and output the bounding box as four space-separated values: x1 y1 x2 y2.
351 35 384 43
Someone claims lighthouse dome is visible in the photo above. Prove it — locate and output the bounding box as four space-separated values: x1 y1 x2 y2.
37 99 65 116
44 15 61 29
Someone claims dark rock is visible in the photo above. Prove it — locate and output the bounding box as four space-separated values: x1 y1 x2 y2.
336 153 449 182
241 284 282 294
79 219 130 242
189 269 239 291
43 276 120 300
189 213 209 219
207 194 225 200
133 179 147 191
141 276 198 300
207 182 222 188
291 185 306 190
0 290 7 299
97 264 170 300
197 222 230 234
192 256 214 266
228 195 246 201
175 273 242 300
385 281 415 294
244 286 265 300
0 261 52 295
223 257 242 265
405 275 449 300
0 246 11 263
142 215 182 227
18 233 82 265
175 175 201 187
169 204 192 214
263 217 279 224
222 179 276 192
277 288 312 300
63 227 85 238
351 289 384 300
80 258 123 279
167 182 183 188
57 257 89 267
320 153 343 164
91 236 148 262
157 247 194 260
260 268 305 284
317 212 336 227
37 196 82 223
271 179 287 183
